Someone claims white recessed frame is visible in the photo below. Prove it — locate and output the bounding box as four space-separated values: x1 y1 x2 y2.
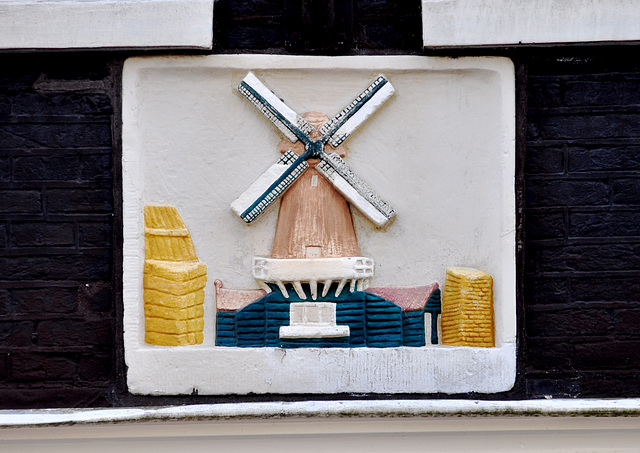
0 0 213 50
423 0 640 47
122 55 516 395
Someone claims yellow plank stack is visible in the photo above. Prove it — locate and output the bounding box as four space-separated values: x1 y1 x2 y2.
441 267 494 347
144 205 206 346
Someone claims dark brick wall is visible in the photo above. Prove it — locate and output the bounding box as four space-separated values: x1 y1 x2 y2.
213 0 422 52
0 55 118 408
523 52 640 398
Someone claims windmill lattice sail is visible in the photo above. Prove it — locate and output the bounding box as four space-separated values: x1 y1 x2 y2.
231 72 396 228
231 150 309 223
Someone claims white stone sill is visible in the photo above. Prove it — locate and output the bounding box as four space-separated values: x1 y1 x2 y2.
1 399 640 427
423 0 640 47
0 0 214 50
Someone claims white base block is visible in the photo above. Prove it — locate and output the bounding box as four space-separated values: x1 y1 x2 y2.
127 344 516 395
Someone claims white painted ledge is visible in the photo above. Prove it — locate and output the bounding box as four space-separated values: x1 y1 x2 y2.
423 0 640 47
3 401 640 452
2 399 640 427
0 0 214 50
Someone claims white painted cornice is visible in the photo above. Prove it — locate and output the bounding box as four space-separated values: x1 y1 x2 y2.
423 0 640 47
2 399 640 427
0 0 214 50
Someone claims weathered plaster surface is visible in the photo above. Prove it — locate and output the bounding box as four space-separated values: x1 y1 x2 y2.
122 55 515 394
0 0 213 50
423 0 640 47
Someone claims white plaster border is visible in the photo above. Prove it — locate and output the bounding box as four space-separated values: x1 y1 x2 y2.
423 0 640 47
122 55 516 395
0 0 213 50
2 399 640 427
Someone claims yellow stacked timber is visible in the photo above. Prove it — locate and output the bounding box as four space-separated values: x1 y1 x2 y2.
144 205 206 346
441 267 494 347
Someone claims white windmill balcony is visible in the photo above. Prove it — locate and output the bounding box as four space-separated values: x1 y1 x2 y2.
252 256 374 300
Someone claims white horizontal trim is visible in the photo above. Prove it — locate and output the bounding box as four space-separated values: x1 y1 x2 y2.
2 399 640 427
423 0 640 47
0 0 213 50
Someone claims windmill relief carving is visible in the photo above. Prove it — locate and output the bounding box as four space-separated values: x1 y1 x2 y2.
215 73 446 348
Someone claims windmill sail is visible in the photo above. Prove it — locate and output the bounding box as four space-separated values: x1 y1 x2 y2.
232 72 396 226
237 72 313 144
319 75 395 148
231 150 309 223
316 152 396 228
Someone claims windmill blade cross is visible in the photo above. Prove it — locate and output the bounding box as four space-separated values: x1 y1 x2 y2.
232 72 396 226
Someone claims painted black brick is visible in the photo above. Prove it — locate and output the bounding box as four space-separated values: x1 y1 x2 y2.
0 322 32 347
570 211 640 237
574 341 640 369
0 289 8 315
570 276 640 303
523 277 570 306
526 338 573 370
568 146 640 172
0 54 116 409
525 211 565 239
526 180 609 207
79 222 112 247
526 379 580 398
524 53 640 398
539 244 640 272
563 80 640 106
11 222 75 247
0 191 42 213
577 372 640 398
0 253 111 281
528 113 640 141
0 354 7 380
0 123 111 149
612 178 640 205
77 353 112 382
37 319 112 347
13 156 80 181
0 222 6 248
213 0 422 52
80 154 112 181
527 309 611 338
0 158 10 181
525 147 564 174
11 92 112 116
614 310 640 337
47 189 113 213
10 288 78 314
9 352 77 381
